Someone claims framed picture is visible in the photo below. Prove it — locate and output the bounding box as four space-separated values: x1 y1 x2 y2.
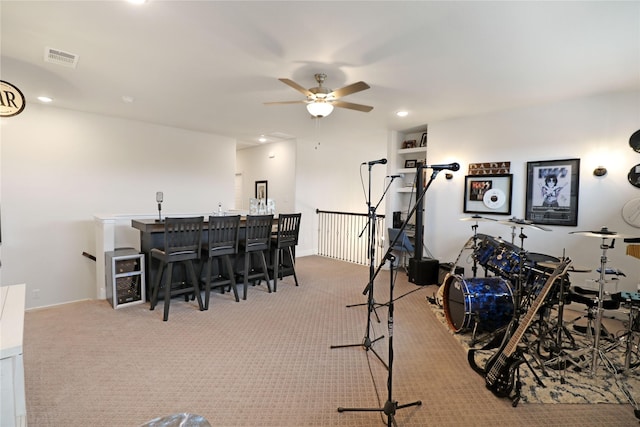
463 174 513 215
525 158 580 226
255 180 268 201
404 159 417 168
420 132 428 147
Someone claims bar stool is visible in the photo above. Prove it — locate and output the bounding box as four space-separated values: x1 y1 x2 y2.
150 216 204 321
201 215 241 309
269 213 301 292
237 214 273 300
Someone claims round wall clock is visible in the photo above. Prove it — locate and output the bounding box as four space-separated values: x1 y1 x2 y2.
629 164 640 188
622 198 640 228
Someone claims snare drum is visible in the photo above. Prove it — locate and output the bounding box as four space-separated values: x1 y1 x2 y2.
443 275 514 333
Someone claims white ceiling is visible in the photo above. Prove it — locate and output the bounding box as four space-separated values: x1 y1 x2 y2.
2 1 639 149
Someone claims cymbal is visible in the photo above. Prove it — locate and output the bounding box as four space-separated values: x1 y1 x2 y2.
538 261 591 272
460 215 497 222
497 217 551 231
569 226 636 239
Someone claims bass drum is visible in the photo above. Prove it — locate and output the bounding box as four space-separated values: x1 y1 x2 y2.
443 275 514 333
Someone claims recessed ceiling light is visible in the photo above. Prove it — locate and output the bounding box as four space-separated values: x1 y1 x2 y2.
37 96 53 103
127 0 147 5
122 95 134 103
258 136 267 143
396 111 409 117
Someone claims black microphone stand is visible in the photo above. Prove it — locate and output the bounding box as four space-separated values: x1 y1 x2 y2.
363 167 441 297
338 253 422 425
331 163 389 369
345 175 399 317
338 166 439 424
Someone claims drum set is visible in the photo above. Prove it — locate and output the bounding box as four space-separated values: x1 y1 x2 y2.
438 217 640 378
440 216 566 343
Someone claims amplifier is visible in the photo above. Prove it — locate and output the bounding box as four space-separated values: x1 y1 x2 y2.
438 263 464 285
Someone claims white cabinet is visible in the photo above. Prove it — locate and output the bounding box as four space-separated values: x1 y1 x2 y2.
1 284 27 427
106 248 145 309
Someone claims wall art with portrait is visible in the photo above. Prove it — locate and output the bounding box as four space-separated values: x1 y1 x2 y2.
525 158 580 226
255 180 268 201
463 174 513 215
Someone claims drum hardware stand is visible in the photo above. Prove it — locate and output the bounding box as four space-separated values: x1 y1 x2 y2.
589 236 615 376
602 298 640 372
470 221 481 278
331 163 394 365
338 253 422 425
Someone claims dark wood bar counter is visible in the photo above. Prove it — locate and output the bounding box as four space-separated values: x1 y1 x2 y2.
131 216 291 296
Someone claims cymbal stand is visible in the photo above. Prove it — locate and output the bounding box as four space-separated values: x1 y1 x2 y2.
590 236 614 376
338 253 422 425
470 221 480 278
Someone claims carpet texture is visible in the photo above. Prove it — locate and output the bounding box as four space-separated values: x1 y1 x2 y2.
23 256 639 426
429 303 640 405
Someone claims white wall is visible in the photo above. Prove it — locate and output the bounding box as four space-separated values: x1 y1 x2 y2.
294 128 389 257
425 89 640 294
1 104 235 309
236 139 296 214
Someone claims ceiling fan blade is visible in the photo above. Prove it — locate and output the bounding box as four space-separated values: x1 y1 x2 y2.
329 81 370 99
264 100 307 105
279 78 313 97
332 100 373 112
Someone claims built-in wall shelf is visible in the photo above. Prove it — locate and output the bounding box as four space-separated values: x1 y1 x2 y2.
398 147 426 155
397 187 417 193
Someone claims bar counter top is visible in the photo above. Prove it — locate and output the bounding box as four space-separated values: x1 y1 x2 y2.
131 216 260 233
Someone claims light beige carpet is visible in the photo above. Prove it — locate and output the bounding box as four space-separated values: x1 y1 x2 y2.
23 256 639 426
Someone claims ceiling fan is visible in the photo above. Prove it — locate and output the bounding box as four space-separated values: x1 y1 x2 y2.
265 73 373 118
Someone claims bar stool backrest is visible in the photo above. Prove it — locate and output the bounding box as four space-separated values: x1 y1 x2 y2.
275 213 302 249
206 215 241 256
164 217 204 260
244 214 274 252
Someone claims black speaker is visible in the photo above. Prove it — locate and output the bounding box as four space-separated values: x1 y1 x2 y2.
408 258 439 286
392 211 402 229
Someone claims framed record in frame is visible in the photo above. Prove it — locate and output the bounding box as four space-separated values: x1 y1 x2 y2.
463 174 513 215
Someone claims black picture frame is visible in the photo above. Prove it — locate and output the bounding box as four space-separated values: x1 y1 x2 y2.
404 159 417 168
463 174 513 215
255 180 268 201
525 158 580 226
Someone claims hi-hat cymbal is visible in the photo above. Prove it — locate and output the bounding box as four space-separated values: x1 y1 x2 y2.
538 261 591 272
460 215 497 222
497 217 551 231
569 226 636 239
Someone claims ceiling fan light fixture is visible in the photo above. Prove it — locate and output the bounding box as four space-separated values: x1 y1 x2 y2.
306 101 334 118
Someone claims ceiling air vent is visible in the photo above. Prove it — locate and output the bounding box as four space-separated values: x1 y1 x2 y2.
44 47 79 68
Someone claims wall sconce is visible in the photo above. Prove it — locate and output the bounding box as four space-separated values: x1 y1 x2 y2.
593 166 607 177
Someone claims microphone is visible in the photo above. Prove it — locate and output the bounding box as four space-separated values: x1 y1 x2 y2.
156 191 163 222
361 158 387 165
426 162 460 171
